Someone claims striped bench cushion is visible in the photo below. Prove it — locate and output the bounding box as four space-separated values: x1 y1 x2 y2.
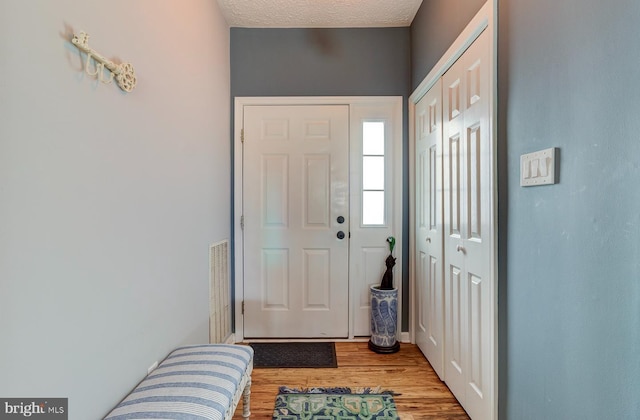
104 344 253 420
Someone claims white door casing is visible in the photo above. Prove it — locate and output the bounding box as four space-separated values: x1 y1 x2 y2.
414 79 445 380
234 97 403 341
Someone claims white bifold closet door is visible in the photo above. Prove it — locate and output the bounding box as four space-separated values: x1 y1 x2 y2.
415 27 493 420
442 29 492 420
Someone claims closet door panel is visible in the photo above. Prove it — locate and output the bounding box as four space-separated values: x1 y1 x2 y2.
443 66 468 401
459 29 492 420
443 29 492 420
415 79 445 380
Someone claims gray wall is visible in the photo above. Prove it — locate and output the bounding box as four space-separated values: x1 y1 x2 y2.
412 0 640 418
410 0 486 90
0 1 231 418
498 0 640 418
231 27 412 329
231 28 410 97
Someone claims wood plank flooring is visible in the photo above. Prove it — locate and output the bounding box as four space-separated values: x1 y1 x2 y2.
232 341 469 419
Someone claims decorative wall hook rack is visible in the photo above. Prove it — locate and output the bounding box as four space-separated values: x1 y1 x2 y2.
72 31 137 92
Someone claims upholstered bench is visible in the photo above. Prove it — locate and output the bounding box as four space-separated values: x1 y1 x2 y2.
104 344 253 420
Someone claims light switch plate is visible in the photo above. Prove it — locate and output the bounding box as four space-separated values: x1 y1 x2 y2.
520 147 556 186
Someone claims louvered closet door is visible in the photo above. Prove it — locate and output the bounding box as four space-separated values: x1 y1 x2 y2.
415 79 445 380
442 29 492 420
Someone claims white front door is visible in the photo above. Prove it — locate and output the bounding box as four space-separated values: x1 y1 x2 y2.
443 28 492 420
414 78 445 380
242 105 350 338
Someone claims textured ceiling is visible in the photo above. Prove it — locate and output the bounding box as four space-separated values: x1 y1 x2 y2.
216 0 424 28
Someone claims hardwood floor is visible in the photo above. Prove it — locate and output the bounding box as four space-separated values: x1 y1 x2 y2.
232 341 469 419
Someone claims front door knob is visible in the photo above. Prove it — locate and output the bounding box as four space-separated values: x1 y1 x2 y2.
337 231 345 240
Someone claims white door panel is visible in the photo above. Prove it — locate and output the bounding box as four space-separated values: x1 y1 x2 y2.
444 76 467 397
443 29 491 419
243 105 349 338
350 103 402 336
415 79 445 379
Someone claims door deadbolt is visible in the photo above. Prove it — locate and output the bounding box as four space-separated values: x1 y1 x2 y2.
337 216 345 224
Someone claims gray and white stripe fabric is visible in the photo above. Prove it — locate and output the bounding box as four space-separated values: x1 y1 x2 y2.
104 344 253 420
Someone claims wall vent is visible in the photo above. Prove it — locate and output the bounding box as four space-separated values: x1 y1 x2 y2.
209 240 231 343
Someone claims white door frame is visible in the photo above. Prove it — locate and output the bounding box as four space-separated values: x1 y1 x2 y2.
234 96 403 342
409 1 497 418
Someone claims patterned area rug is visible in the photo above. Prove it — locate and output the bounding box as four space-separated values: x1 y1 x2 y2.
273 386 400 419
250 342 338 368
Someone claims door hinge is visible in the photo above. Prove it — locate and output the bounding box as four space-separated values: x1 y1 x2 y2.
240 215 244 230
240 128 244 143
241 301 245 314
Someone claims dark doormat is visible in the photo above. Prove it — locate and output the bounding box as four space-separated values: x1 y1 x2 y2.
249 342 338 368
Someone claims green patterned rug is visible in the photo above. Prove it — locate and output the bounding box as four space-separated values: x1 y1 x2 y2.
273 386 400 420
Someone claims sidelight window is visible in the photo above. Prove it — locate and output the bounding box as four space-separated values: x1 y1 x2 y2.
362 121 386 225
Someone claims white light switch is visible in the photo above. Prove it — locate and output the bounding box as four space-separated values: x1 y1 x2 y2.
520 147 556 186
